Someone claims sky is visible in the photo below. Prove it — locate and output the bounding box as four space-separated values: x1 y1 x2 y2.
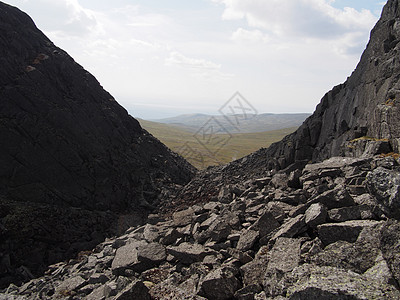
4 0 386 119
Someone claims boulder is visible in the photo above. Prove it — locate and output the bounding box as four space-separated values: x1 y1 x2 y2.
167 243 216 265
136 243 167 269
111 243 140 275
366 167 400 218
307 186 355 209
380 220 400 284
240 246 269 287
250 212 280 239
271 215 307 240
198 266 241 300
267 238 301 273
55 276 86 297
286 264 400 299
328 205 374 222
236 229 259 251
311 240 381 274
173 208 195 227
317 220 381 246
304 203 327 228
114 280 151 300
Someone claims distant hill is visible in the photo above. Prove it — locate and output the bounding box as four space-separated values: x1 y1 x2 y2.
151 113 310 133
139 119 297 169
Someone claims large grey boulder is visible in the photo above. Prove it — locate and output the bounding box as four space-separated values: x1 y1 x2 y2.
267 238 301 273
240 246 269 287
236 230 259 252
198 266 241 300
167 243 216 265
286 264 400 299
305 203 327 228
271 214 307 240
380 220 400 284
367 167 400 218
317 220 381 246
114 280 151 300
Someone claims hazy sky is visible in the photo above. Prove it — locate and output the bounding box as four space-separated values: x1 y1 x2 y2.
5 0 385 119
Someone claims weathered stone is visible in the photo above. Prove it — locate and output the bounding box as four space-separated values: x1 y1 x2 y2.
206 219 232 243
173 208 195 227
364 253 396 285
286 264 400 299
87 273 109 285
84 285 111 300
311 240 381 274
288 169 302 189
114 280 151 300
55 276 86 296
267 238 301 273
111 243 140 275
160 228 183 246
270 173 289 189
317 220 381 246
380 220 400 284
367 167 400 218
198 266 241 300
234 284 263 300
304 203 327 228
227 248 253 265
150 279 207 300
143 224 162 242
328 205 374 222
167 243 215 264
218 186 233 204
266 201 293 223
137 243 167 268
250 212 280 239
236 229 259 251
240 246 269 286
307 186 355 209
271 214 307 240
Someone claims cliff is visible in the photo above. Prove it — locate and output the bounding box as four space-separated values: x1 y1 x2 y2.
0 1 195 287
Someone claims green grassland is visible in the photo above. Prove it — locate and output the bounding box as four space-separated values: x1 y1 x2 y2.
138 119 297 169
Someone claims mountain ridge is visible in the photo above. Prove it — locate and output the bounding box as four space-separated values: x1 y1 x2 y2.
150 113 310 134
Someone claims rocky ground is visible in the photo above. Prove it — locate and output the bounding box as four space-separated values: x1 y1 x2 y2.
2 153 400 299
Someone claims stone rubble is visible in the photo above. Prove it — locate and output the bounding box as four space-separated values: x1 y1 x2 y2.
2 155 400 299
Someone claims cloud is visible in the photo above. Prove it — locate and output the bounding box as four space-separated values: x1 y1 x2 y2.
213 0 377 38
231 28 270 43
165 51 234 80
9 0 98 36
213 0 378 55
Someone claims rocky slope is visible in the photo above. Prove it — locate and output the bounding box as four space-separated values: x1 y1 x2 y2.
3 154 400 299
0 1 195 288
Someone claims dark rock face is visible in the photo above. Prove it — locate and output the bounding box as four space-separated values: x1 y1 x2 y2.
0 1 195 288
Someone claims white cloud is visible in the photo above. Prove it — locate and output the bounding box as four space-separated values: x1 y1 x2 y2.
11 0 99 36
214 0 377 38
213 0 378 56
231 28 270 43
165 51 234 80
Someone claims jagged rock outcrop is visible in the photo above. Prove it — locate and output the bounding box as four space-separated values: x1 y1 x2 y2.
3 155 400 299
0 1 195 288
